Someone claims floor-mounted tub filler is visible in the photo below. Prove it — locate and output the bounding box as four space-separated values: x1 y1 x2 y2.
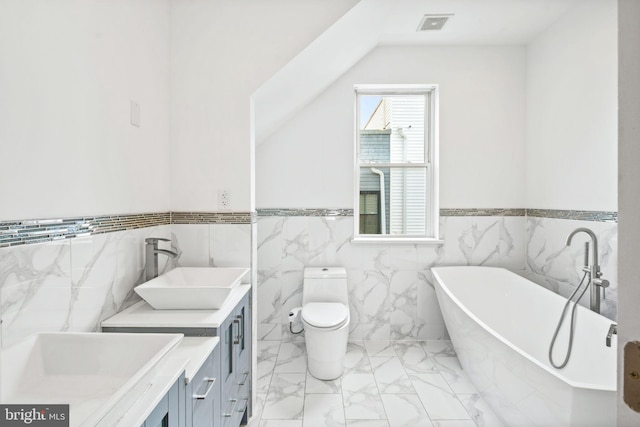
432 266 616 427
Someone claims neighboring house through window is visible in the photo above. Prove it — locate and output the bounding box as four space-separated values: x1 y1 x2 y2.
354 84 439 242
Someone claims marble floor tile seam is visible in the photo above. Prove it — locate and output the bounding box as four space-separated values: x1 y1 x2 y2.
256 340 491 427
265 340 460 398
255 396 483 427
256 387 486 427
362 345 479 423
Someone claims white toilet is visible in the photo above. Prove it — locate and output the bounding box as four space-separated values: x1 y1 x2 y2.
301 267 350 380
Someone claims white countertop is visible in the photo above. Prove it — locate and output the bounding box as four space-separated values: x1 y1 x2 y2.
172 337 219 383
108 354 188 427
95 282 245 425
104 337 220 426
101 285 250 329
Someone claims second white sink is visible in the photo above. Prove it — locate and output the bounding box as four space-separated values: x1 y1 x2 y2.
1 332 182 427
135 267 249 309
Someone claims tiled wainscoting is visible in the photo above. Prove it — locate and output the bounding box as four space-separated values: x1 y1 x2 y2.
256 209 618 344
0 224 173 347
0 215 254 349
524 216 618 319
257 215 526 342
0 208 617 351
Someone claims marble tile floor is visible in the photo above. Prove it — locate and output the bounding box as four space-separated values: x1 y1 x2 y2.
250 340 504 427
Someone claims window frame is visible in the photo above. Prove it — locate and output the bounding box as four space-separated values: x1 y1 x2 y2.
352 84 441 244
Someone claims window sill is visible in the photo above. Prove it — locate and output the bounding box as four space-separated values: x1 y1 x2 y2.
351 237 444 246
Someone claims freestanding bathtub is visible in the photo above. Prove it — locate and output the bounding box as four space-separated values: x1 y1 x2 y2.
432 266 616 427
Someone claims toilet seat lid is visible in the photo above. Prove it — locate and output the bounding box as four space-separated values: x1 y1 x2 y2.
302 302 349 328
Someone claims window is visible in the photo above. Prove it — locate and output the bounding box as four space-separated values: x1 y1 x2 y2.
354 84 439 242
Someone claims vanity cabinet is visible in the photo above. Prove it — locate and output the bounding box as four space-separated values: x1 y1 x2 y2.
102 285 252 427
186 342 221 427
141 373 185 427
220 294 251 426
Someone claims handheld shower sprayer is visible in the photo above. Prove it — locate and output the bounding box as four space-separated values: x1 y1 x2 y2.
549 227 610 369
564 227 609 312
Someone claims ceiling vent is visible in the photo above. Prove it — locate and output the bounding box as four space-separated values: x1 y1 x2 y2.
417 14 453 31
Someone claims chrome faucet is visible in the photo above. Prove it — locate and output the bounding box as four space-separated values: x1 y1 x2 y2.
565 227 609 314
145 237 178 281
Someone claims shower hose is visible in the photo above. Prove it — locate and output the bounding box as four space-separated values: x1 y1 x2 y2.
548 271 589 369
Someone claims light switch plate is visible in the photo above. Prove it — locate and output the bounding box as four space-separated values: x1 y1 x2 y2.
130 100 140 127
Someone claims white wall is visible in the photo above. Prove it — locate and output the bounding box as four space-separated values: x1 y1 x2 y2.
169 0 358 212
525 0 617 211
0 0 172 221
256 45 527 209
0 0 360 220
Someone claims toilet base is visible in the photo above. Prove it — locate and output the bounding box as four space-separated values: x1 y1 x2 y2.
304 320 349 380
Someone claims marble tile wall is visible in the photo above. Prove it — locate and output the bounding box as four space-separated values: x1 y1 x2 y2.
524 217 618 320
0 223 253 349
169 223 252 270
0 212 617 352
0 225 172 348
256 215 526 342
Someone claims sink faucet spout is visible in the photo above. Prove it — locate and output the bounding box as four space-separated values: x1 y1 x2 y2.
145 238 178 281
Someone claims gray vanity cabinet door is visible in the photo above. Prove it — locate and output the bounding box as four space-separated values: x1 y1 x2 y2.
221 292 251 427
141 373 185 427
220 311 238 425
143 402 168 427
235 294 251 424
189 344 220 427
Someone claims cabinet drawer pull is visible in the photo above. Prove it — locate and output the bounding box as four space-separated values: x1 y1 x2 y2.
223 399 238 417
238 371 249 386
193 377 216 400
236 314 244 341
238 398 249 413
233 318 241 344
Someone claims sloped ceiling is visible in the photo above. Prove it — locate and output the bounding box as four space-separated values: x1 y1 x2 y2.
252 0 580 144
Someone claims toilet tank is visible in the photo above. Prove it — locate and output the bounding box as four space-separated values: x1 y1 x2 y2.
303 267 349 305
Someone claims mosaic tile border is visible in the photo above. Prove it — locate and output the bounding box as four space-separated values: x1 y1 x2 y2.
440 208 526 217
257 208 527 217
0 211 256 248
257 208 616 222
171 211 256 224
526 209 618 223
0 213 170 248
257 208 354 217
0 208 617 248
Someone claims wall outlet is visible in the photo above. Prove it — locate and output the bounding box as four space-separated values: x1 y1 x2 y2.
218 189 231 209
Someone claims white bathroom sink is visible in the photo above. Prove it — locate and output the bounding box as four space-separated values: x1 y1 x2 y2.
0 332 182 427
134 267 249 309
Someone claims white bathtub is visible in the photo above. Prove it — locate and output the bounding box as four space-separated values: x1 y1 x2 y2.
432 266 616 427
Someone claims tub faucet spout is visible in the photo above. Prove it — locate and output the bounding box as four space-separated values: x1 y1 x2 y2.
565 227 608 314
145 238 178 281
606 324 617 347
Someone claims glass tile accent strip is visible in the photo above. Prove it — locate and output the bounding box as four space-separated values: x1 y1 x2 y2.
0 208 616 248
